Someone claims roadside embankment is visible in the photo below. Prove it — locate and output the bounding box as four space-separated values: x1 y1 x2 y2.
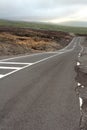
75 38 87 130
0 27 73 56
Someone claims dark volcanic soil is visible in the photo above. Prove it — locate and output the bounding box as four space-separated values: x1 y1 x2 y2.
75 38 87 130
0 27 73 56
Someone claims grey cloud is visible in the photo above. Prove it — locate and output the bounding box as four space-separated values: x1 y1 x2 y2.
0 0 87 23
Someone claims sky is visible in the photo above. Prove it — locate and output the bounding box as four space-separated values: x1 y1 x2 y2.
0 0 87 25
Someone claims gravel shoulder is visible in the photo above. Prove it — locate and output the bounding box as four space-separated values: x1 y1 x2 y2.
75 38 87 130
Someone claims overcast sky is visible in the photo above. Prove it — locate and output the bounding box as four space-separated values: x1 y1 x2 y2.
0 0 87 24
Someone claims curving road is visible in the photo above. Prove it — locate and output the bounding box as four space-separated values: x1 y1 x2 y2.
0 37 85 130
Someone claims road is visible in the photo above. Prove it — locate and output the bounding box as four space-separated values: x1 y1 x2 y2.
0 37 85 130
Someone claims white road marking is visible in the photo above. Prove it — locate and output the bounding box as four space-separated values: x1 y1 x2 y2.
0 63 33 79
77 38 86 112
78 82 81 86
81 85 84 88
0 62 34 79
79 97 83 110
0 66 21 70
0 38 76 62
77 62 80 66
0 37 78 79
0 74 4 78
0 52 58 62
0 62 32 65
0 38 77 63
0 50 71 79
77 83 85 88
0 53 45 62
78 53 81 57
0 69 23 79
0 53 61 79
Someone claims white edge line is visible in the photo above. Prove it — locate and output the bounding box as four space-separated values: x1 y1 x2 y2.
0 62 31 65
0 37 76 62
0 66 21 70
0 53 63 79
0 53 46 62
0 64 33 79
0 75 4 78
0 38 78 79
0 44 76 80
0 52 58 62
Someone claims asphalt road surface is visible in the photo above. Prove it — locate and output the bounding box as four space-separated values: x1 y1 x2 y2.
0 37 85 130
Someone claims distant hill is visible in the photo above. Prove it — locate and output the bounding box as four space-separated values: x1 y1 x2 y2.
60 21 87 27
0 19 87 34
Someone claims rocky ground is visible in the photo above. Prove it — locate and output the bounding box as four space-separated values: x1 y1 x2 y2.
0 27 73 56
75 38 87 130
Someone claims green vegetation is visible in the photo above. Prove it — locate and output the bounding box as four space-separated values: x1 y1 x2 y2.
0 19 87 34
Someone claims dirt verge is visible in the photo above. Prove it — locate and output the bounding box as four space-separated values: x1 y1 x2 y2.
0 27 73 56
75 38 87 130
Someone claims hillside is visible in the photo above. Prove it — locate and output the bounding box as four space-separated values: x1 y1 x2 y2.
0 20 87 34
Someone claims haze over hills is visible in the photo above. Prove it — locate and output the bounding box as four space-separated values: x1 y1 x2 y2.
0 18 87 28
0 19 87 34
59 21 87 27
0 0 87 29
0 18 87 27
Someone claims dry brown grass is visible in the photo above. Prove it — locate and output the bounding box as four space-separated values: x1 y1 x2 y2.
0 27 72 56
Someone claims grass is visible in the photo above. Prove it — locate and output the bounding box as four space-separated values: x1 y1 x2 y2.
0 19 87 34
